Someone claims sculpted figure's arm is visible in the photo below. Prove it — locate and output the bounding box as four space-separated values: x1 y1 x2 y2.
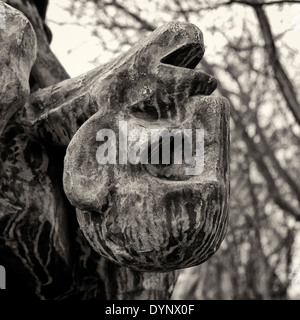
21 22 218 146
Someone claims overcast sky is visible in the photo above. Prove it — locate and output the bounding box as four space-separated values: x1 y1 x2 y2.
47 0 300 78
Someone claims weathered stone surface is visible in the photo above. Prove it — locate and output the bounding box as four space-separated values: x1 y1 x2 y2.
0 1 36 136
102 260 179 300
1 2 229 297
0 2 179 299
3 0 69 88
62 22 230 272
0 2 73 299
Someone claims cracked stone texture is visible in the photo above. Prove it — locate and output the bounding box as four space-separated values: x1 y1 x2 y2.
0 2 182 299
0 1 36 136
63 21 230 272
0 2 73 299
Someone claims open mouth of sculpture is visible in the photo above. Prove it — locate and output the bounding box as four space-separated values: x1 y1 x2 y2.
133 44 216 180
159 42 218 97
161 43 204 70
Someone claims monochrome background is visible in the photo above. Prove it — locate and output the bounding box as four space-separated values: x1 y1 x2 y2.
1 0 300 300
43 0 300 299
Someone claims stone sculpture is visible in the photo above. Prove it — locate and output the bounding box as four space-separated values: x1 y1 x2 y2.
62 22 230 271
0 0 229 299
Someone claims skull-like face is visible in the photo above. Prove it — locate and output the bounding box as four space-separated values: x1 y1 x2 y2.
63 22 230 272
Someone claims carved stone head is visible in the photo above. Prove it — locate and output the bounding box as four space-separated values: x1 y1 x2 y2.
63 21 230 272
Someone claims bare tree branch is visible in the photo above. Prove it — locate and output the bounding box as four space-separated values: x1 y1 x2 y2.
253 5 300 125
174 0 190 22
201 59 300 221
185 0 300 11
230 0 300 6
223 57 300 202
252 112 300 202
234 104 300 220
106 0 155 31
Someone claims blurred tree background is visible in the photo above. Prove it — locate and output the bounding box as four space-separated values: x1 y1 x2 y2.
47 0 300 299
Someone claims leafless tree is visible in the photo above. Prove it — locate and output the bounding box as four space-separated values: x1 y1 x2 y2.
60 0 300 299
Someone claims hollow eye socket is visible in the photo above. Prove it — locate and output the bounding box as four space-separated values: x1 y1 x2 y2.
131 100 159 121
147 136 178 167
160 43 204 69
142 135 192 181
